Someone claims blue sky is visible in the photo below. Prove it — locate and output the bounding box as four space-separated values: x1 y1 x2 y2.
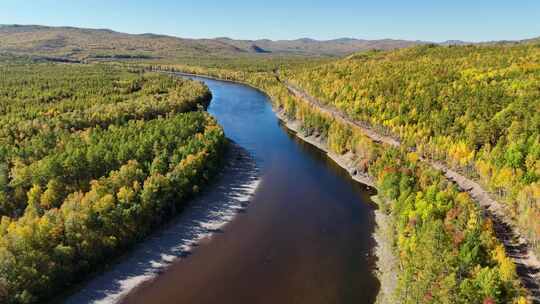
1 0 539 42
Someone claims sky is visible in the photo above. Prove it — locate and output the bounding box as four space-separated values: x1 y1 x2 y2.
1 0 539 42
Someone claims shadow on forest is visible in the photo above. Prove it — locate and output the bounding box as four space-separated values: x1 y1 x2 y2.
487 209 540 303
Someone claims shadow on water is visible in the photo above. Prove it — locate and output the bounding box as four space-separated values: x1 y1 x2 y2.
280 122 381 298
280 122 377 196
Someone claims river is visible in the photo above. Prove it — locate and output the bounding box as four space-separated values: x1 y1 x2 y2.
63 74 380 304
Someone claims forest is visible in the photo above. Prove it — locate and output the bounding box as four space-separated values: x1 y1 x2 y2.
282 43 540 259
0 63 226 303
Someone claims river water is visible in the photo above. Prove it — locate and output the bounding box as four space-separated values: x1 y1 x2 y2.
64 75 380 304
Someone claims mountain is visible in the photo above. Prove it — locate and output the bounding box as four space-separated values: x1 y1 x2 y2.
0 25 248 60
522 36 540 44
439 36 540 46
0 24 426 60
216 37 424 56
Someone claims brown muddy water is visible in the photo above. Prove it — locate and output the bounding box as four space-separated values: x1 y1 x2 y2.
63 75 380 304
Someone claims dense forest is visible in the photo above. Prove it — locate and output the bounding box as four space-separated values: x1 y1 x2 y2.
0 63 226 303
152 53 532 302
283 44 540 257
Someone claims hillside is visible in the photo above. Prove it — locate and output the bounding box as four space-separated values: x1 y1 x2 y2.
0 24 425 60
0 25 246 60
215 37 424 56
284 43 540 259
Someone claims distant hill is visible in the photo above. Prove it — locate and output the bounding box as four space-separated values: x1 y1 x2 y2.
0 24 426 60
438 40 472 46
0 25 248 60
215 37 424 56
2 25 534 61
439 37 540 46
522 36 540 44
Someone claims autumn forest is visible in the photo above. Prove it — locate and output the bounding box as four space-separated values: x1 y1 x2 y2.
0 18 538 304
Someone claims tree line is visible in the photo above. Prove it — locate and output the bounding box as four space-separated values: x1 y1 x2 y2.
0 63 225 303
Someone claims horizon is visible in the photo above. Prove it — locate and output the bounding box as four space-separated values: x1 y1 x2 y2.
1 1 539 42
1 23 538 44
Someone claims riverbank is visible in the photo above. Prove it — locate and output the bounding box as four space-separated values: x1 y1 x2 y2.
275 109 374 188
274 108 398 303
169 71 376 190
371 196 399 304
59 143 260 304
